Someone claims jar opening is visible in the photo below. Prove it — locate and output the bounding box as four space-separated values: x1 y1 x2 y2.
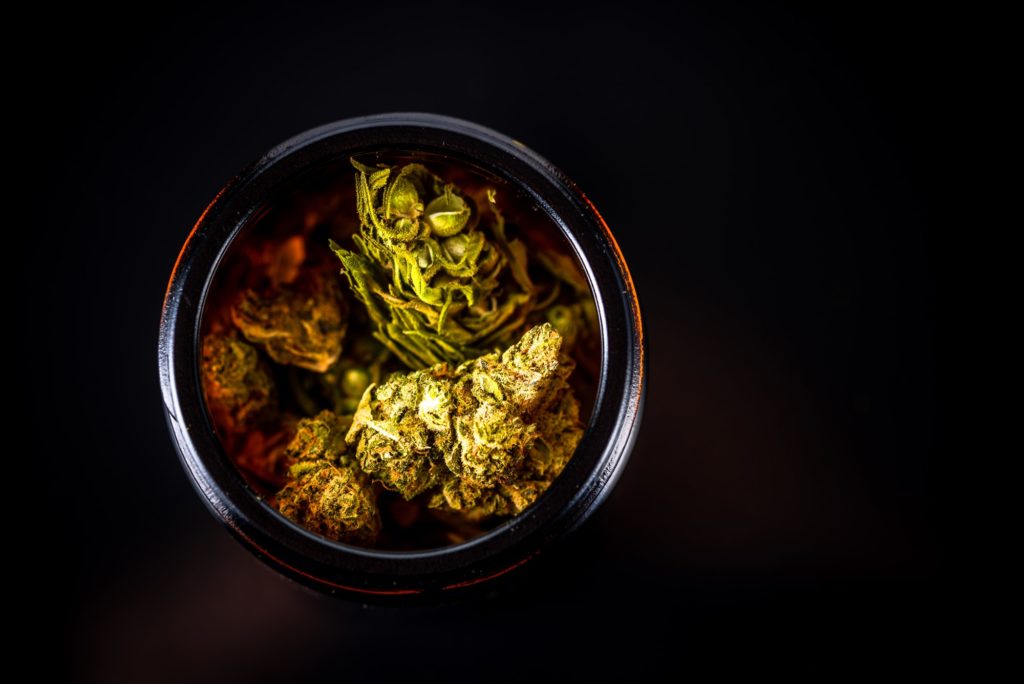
160 114 644 595
198 149 602 552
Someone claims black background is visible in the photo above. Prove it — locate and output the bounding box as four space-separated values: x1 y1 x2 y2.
28 2 940 679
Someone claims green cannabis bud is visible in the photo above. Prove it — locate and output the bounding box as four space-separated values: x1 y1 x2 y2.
276 410 380 544
284 410 353 464
277 460 381 544
200 333 275 431
231 268 348 372
330 161 539 369
347 323 582 517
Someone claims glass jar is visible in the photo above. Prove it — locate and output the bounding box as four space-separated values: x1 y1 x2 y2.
158 113 645 598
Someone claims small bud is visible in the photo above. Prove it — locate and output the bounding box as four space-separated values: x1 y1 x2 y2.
277 460 380 544
285 410 352 464
201 333 275 431
231 269 347 372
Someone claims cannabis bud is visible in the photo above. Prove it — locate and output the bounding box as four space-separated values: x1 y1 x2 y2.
232 267 348 372
275 410 381 544
284 409 353 464
347 323 583 518
331 161 540 369
200 333 275 431
277 460 381 544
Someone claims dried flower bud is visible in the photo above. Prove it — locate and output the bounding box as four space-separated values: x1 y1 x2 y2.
346 364 452 499
331 160 541 369
284 410 352 464
276 460 380 544
231 268 347 372
200 333 275 431
346 323 582 518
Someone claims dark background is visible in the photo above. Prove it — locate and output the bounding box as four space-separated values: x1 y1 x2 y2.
28 2 940 679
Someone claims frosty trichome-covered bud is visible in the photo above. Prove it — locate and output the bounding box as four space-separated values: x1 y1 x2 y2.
276 460 380 544
346 323 582 518
284 409 353 465
276 410 380 544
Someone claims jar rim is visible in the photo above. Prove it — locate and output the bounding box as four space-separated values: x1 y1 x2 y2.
159 113 645 597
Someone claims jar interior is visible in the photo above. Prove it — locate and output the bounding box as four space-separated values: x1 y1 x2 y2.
199 149 601 550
